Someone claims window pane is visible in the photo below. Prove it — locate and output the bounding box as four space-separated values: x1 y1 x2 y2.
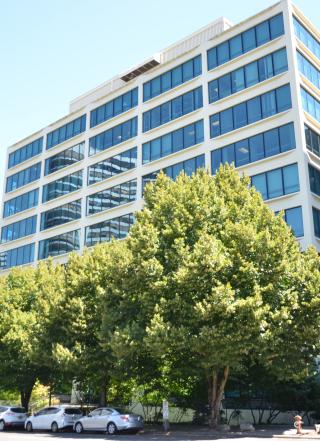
222 144 235 165
247 97 262 124
233 103 247 129
219 74 232 99
242 28 256 53
231 68 245 93
220 108 233 134
270 14 284 39
283 164 299 194
267 169 283 198
273 48 288 75
245 62 259 87
285 207 303 237
276 85 291 112
217 41 230 65
280 123 295 152
258 55 273 81
230 35 243 59
261 90 276 118
264 128 280 157
210 114 220 138
211 150 222 174
235 139 249 166
252 174 267 200
256 20 270 46
208 80 219 103
249 134 264 162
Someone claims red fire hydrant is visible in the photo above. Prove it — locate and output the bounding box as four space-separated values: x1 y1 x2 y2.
294 415 303 435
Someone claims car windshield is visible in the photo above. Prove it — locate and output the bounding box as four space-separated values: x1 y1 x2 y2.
10 407 26 413
0 407 9 412
64 408 82 415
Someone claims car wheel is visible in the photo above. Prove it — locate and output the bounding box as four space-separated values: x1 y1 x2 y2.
26 422 33 432
0 420 5 431
75 422 83 434
51 422 59 433
106 422 117 435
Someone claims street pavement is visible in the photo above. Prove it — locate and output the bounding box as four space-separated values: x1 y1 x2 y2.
0 429 312 441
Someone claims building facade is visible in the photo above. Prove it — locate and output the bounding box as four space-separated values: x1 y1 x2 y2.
1 0 320 273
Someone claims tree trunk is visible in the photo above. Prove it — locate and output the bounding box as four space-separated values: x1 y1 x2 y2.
208 366 230 428
98 375 108 407
20 384 34 412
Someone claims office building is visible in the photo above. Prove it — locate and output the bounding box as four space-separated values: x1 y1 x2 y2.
1 0 319 272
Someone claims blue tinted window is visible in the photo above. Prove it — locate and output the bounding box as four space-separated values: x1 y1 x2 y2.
142 154 205 193
142 120 203 164
143 87 202 132
39 230 80 260
42 171 83 203
8 138 43 169
245 62 259 87
247 97 262 124
90 88 138 128
47 115 86 149
243 28 256 53
294 17 320 60
220 108 234 134
264 128 280 157
0 243 35 270
230 35 243 58
1 215 37 243
3 189 39 218
270 14 285 39
45 142 84 175
207 14 284 70
252 174 267 200
250 134 265 162
267 169 283 199
235 139 249 166
210 85 291 138
89 117 137 156
276 84 292 112
284 207 303 237
233 103 247 129
305 124 320 157
6 163 41 193
252 163 299 200
143 55 202 101
313 206 320 238
309 164 320 196
211 123 295 173
297 51 320 90
256 20 270 46
208 48 288 104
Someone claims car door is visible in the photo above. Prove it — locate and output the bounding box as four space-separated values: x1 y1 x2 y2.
86 409 101 429
44 408 60 429
96 409 112 430
32 408 49 429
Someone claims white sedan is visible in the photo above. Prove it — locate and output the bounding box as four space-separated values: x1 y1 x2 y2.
25 406 82 432
74 407 144 435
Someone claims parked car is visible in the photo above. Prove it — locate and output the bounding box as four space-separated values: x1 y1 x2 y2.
74 407 144 435
0 406 27 431
25 406 82 432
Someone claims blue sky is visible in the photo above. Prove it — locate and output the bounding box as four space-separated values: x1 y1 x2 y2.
0 0 318 194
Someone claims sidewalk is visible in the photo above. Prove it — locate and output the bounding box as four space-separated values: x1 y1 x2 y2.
141 425 320 439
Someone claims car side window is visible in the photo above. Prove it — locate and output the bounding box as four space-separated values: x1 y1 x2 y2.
36 408 49 416
90 409 101 417
101 409 112 416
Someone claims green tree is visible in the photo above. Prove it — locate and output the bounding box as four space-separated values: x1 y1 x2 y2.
0 261 66 410
102 166 320 427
